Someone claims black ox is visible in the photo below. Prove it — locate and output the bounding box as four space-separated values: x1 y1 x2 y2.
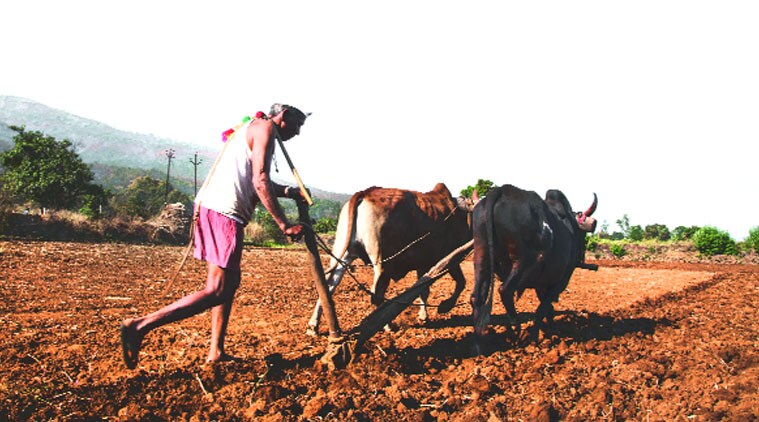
470 184 598 339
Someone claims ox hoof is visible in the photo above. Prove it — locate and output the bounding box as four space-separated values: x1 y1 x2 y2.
305 326 318 337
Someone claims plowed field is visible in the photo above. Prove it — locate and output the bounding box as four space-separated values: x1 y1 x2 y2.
1 240 757 421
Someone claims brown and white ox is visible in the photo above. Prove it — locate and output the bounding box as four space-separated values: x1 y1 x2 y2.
306 183 475 336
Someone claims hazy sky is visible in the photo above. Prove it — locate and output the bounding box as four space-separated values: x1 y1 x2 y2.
2 1 757 239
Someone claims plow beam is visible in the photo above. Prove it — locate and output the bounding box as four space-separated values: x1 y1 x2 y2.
351 239 474 352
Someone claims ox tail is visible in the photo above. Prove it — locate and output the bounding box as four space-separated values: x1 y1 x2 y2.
329 187 375 272
475 186 502 335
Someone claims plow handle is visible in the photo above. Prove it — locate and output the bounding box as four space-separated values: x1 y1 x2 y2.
297 201 341 338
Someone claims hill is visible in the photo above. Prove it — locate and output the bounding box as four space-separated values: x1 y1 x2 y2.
0 96 350 204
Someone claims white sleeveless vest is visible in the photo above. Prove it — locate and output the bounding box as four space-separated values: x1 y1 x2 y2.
194 122 258 224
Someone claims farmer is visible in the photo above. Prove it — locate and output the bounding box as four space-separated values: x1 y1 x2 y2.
120 103 310 369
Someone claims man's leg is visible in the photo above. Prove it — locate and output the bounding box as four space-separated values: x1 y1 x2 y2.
208 267 241 362
121 262 236 367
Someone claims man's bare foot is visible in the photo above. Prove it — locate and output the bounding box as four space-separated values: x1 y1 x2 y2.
120 320 142 370
206 352 241 363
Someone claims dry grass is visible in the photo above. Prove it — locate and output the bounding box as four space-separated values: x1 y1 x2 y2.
244 222 267 245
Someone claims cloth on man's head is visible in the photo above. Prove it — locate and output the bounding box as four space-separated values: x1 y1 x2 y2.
269 103 311 122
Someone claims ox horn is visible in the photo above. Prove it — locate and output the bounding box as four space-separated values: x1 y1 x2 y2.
584 193 598 216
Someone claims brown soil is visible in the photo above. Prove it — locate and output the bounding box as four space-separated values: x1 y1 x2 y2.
0 240 757 421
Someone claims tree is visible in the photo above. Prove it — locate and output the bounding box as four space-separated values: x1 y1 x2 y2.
0 126 100 210
644 224 671 241
79 185 112 219
596 220 611 239
307 198 343 221
460 179 495 198
616 214 631 238
672 225 700 241
743 226 759 253
609 231 625 240
110 176 190 219
628 225 644 241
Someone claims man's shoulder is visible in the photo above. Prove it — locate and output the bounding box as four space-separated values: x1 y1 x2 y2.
246 119 275 143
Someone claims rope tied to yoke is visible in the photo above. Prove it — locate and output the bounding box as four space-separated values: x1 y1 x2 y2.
375 204 461 266
304 220 473 309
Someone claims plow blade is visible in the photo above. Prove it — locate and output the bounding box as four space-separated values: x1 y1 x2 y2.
351 240 474 351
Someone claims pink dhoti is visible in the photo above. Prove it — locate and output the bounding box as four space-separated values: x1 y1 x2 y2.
193 206 244 270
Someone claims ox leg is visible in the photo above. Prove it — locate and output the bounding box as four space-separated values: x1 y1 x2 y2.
371 272 392 306
497 263 523 340
306 256 353 337
532 274 569 341
502 290 520 340
438 264 465 314
531 291 555 343
370 271 396 332
415 270 430 323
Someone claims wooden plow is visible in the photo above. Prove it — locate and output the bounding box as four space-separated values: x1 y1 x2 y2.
313 237 475 370
280 135 476 369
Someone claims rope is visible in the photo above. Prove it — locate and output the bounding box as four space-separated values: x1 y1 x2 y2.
304 223 473 309
376 204 460 265
163 117 253 293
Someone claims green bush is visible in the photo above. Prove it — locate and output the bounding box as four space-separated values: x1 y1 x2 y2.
610 243 626 258
744 226 759 253
693 226 737 256
672 225 700 241
313 217 337 233
586 235 599 252
628 225 644 242
254 209 287 245
609 232 625 240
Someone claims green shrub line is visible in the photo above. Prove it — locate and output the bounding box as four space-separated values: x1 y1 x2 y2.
586 227 759 260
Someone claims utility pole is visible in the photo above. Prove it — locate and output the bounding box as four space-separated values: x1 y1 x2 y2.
189 152 203 197
164 148 175 204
